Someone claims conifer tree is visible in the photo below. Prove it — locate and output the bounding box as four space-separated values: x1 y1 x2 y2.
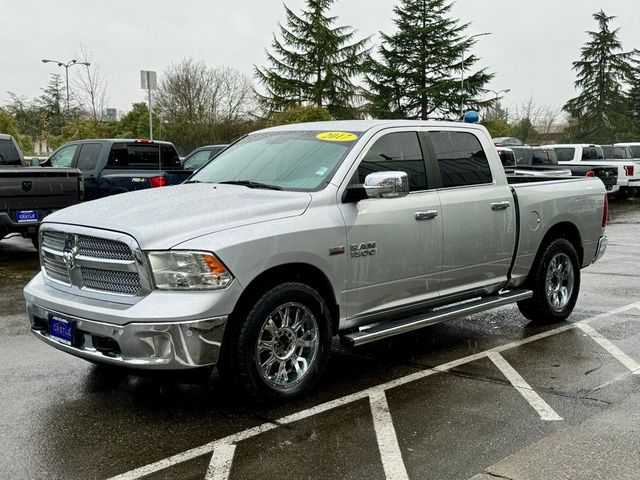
366 0 492 120
255 0 370 119
563 10 636 143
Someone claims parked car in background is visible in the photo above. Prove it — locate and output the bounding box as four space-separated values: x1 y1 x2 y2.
0 133 26 166
0 133 83 247
25 120 608 401
45 139 191 201
492 136 524 147
181 144 228 171
548 144 639 198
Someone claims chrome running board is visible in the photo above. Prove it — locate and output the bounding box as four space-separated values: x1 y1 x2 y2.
342 289 533 347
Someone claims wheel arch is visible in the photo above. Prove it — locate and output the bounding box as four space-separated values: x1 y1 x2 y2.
230 262 340 335
538 221 584 266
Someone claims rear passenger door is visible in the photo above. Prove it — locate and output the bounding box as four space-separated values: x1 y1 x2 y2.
422 129 516 297
339 130 442 322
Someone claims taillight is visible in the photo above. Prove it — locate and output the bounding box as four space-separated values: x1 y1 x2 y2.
602 194 609 228
585 171 595 177
624 165 634 176
150 176 167 188
135 139 153 144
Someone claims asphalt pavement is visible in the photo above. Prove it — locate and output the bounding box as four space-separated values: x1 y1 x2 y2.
1 200 639 480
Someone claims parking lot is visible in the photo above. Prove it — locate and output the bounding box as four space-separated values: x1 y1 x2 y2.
0 200 639 480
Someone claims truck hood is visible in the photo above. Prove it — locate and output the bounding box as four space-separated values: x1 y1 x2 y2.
44 183 312 249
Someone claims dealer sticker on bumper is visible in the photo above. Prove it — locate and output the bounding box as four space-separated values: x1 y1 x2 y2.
16 210 38 223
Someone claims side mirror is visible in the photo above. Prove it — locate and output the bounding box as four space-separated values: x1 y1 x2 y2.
364 171 409 199
30 157 40 167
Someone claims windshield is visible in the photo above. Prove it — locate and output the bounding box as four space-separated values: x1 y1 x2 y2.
191 130 361 191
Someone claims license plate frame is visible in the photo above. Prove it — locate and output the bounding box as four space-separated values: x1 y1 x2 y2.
49 316 74 346
16 210 38 223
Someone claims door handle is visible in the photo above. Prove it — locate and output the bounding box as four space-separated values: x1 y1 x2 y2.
415 210 438 220
491 201 511 211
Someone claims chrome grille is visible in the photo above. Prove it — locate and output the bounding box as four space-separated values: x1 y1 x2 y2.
41 230 142 296
81 268 141 296
77 236 134 261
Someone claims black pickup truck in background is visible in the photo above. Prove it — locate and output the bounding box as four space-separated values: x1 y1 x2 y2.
0 134 84 246
44 139 191 201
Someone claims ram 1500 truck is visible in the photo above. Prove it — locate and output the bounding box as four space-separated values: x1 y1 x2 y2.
0 134 84 246
45 139 191 201
24 121 608 401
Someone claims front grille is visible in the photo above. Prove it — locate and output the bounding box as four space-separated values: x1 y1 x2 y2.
41 230 142 296
77 236 134 261
81 267 141 296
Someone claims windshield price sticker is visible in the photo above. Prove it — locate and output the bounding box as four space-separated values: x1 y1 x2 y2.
316 132 358 142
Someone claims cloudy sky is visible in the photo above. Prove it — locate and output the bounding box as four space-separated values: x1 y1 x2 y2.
2 0 639 115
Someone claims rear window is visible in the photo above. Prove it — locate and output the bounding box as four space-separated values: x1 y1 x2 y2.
629 146 640 158
0 138 22 166
429 131 492 188
531 149 557 165
582 146 603 160
107 143 181 169
555 148 575 162
497 150 515 167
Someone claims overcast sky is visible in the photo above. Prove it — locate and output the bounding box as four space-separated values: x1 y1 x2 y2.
2 0 639 116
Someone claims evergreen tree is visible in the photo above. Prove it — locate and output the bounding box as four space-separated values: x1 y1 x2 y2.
366 0 493 120
36 74 66 136
255 0 370 119
563 10 636 143
628 70 640 137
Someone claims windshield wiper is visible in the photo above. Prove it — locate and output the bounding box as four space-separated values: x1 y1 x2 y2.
218 180 283 191
184 179 204 184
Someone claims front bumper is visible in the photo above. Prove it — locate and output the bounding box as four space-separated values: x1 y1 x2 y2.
26 302 227 369
592 235 608 264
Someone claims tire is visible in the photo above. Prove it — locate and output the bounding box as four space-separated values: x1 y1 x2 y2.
517 238 580 323
219 282 332 402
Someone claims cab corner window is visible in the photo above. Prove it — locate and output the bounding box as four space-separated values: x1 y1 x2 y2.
356 132 427 191
429 131 492 188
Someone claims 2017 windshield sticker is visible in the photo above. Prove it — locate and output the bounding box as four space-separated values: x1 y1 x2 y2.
316 132 358 142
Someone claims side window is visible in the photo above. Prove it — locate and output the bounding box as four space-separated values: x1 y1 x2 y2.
76 143 102 170
49 144 77 167
0 139 21 165
429 131 492 188
161 145 181 169
356 132 427 191
183 150 212 170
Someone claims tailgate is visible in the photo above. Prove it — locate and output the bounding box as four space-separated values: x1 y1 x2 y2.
0 168 82 210
590 167 618 189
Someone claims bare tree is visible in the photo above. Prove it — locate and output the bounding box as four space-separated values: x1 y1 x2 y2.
510 98 562 144
72 45 108 122
154 58 256 152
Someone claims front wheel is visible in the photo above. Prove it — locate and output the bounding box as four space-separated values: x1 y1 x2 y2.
517 238 580 323
219 282 332 402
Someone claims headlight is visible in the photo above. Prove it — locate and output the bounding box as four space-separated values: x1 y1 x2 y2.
147 251 233 290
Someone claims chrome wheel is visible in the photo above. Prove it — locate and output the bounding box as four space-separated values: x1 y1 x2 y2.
256 302 319 389
545 253 574 312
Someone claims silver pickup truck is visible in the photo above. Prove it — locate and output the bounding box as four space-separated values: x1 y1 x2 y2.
24 120 608 401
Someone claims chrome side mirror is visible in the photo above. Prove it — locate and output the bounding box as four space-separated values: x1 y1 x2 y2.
364 171 409 199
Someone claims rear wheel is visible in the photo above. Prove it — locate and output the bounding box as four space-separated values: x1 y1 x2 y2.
219 282 332 402
517 238 580 323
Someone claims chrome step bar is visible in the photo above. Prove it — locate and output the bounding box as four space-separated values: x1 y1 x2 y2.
342 289 533 347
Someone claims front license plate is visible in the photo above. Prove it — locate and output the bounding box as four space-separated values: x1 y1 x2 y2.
16 210 38 223
50 316 73 346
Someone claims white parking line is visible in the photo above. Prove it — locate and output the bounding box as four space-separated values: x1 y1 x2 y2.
107 301 640 480
577 323 640 374
205 443 236 480
488 352 563 421
370 391 410 480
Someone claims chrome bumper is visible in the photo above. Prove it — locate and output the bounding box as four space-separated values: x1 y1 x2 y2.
26 302 227 370
592 235 608 264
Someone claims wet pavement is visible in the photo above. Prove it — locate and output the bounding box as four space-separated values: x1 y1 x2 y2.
1 200 639 480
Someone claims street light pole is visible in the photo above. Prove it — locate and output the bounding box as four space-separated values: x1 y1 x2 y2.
460 32 491 117
41 58 91 113
485 88 511 117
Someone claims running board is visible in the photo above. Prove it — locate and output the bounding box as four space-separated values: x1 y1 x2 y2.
342 289 533 347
